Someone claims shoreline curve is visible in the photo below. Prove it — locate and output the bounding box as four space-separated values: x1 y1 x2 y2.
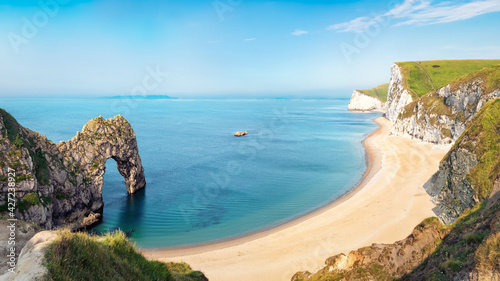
142 116 447 281
141 116 382 252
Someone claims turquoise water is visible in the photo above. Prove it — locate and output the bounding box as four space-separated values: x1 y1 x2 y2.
0 98 380 248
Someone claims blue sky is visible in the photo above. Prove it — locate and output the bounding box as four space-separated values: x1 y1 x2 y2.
1 0 500 98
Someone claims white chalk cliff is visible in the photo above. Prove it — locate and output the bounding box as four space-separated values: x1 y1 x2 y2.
386 63 413 122
391 68 500 144
347 90 385 112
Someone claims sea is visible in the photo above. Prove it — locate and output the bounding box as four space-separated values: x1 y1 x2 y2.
0 98 381 248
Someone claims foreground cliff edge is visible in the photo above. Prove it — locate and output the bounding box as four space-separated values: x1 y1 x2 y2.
0 110 145 230
0 228 207 280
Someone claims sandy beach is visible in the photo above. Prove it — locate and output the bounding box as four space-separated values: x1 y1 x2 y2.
142 117 448 281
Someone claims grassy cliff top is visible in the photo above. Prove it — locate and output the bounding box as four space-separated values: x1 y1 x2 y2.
449 64 500 93
359 83 389 102
397 59 500 98
44 230 207 281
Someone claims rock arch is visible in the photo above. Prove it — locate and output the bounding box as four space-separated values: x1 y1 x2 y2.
0 111 146 230
53 115 146 229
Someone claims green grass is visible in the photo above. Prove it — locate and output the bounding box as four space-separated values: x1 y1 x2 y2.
439 260 465 273
23 192 41 205
0 108 21 142
449 64 500 93
44 230 206 281
34 148 50 185
359 83 389 102
397 60 500 98
475 231 500 272
165 262 208 281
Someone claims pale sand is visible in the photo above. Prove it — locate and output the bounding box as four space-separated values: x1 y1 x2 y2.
142 117 448 281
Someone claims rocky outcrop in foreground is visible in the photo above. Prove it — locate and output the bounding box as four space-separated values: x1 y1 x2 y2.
0 109 146 229
347 90 386 112
1 231 58 281
392 65 500 144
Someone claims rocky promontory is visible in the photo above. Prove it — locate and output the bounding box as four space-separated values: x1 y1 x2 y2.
0 109 146 230
347 90 386 112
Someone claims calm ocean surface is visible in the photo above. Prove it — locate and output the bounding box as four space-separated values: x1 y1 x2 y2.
1 98 381 248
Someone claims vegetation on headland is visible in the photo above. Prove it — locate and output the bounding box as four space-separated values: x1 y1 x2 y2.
402 201 500 281
398 65 500 131
359 83 389 102
448 64 500 93
44 230 207 281
397 59 500 98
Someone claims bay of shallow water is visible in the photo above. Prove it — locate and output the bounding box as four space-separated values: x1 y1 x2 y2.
0 98 380 248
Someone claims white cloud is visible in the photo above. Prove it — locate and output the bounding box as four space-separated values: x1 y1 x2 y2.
396 0 500 26
244 38 256 41
291 29 308 36
328 0 500 33
327 16 374 33
385 0 430 18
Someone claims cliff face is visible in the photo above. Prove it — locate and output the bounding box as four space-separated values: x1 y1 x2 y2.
386 63 414 121
424 98 500 224
424 148 478 225
347 90 386 112
391 66 500 144
0 110 146 229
